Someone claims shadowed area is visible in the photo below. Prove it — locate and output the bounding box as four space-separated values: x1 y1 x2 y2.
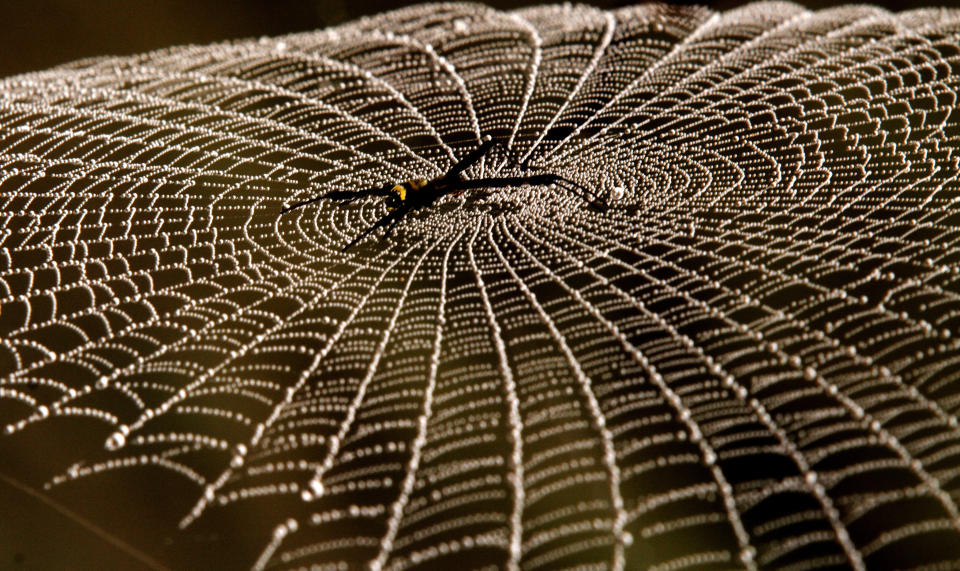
2 2 960 569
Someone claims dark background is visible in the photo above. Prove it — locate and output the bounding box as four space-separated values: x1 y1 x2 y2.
0 0 942 79
0 0 951 568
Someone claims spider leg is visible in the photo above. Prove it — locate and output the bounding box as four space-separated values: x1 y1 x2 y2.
550 176 608 212
281 185 391 214
381 210 404 241
343 208 404 251
452 174 557 190
450 174 607 211
443 136 496 181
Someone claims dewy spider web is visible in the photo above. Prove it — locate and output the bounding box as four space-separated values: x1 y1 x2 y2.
2 2 960 569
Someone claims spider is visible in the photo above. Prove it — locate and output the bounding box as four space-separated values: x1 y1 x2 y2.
281 136 604 250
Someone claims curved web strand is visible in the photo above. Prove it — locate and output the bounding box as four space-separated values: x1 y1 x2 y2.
3 3 960 570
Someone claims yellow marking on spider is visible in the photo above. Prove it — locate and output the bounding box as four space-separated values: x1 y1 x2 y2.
391 178 428 203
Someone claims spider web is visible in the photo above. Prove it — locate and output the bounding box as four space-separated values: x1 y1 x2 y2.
2 2 960 569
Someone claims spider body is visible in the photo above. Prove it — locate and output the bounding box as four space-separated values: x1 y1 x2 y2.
281 137 603 250
387 178 429 208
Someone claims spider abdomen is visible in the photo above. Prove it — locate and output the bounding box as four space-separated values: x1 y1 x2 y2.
390 178 429 203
